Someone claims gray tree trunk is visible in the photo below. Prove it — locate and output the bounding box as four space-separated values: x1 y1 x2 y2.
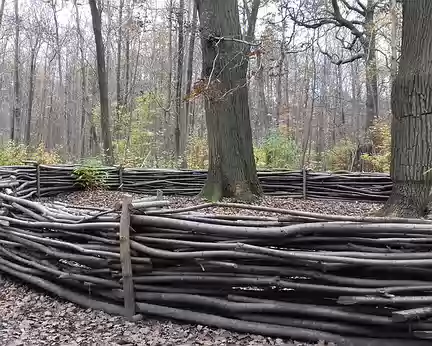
380 0 432 218
184 0 197 137
25 37 40 146
196 0 262 201
115 0 124 138
364 0 378 131
175 0 186 167
89 0 115 165
12 0 20 143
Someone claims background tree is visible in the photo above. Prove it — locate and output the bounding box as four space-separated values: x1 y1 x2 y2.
89 0 114 165
0 0 401 174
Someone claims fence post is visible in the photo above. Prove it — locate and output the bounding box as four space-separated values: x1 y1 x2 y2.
118 165 124 192
119 194 135 318
302 168 307 199
35 162 41 199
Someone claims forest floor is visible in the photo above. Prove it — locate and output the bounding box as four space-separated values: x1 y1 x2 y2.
0 191 380 346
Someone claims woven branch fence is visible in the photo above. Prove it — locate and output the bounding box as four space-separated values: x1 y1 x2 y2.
0 171 431 345
0 163 393 202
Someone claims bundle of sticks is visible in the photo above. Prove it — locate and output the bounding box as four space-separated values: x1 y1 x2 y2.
0 192 431 345
0 165 392 202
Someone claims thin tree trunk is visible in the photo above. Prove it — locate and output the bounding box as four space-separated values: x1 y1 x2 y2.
115 0 124 139
124 1 132 109
25 39 40 146
89 0 115 165
174 0 185 166
74 0 89 159
12 0 20 143
364 1 378 131
317 48 328 165
390 0 398 83
301 41 315 168
0 0 6 29
164 0 173 158
256 52 269 137
184 0 197 134
275 20 287 128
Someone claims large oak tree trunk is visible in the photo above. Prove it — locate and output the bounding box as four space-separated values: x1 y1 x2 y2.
380 0 432 218
196 0 261 201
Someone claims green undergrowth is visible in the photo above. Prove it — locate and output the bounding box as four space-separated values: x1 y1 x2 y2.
72 164 108 190
0 142 62 166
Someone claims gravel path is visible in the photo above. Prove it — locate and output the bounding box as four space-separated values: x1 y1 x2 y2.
0 191 380 346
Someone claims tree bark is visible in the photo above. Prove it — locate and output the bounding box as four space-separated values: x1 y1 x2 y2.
175 0 186 167
12 0 20 143
184 0 197 139
115 0 124 139
275 20 287 128
74 0 89 159
390 0 398 83
196 0 262 201
0 0 6 29
364 0 378 131
379 0 432 218
25 38 40 146
165 0 173 157
89 0 115 165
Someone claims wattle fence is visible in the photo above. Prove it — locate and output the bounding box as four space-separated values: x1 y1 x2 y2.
0 163 393 202
1 165 432 345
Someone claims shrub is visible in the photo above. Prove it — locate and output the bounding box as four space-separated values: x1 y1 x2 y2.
72 164 108 190
325 139 357 171
30 143 62 164
0 142 62 166
186 136 208 169
361 120 391 172
255 130 300 169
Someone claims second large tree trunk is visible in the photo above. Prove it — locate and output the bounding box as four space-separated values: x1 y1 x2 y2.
196 0 261 201
380 0 432 218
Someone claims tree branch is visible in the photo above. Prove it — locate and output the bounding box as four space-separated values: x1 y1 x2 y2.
356 0 367 12
340 0 365 16
331 0 365 45
318 42 364 66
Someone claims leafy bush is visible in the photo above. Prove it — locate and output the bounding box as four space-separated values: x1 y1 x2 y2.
255 130 300 169
325 139 357 171
187 136 208 169
361 120 391 172
0 142 61 166
30 143 62 164
72 164 108 190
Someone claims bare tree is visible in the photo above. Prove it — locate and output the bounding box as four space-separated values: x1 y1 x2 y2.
0 0 6 29
25 24 42 146
116 0 125 134
184 0 198 137
89 0 114 165
290 0 381 132
174 0 185 166
12 0 21 143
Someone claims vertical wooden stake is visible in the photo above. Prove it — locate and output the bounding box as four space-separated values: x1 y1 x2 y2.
302 168 307 200
118 165 124 192
119 194 135 317
36 163 41 199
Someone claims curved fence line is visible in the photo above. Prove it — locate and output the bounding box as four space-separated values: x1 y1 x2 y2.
0 189 430 345
0 164 392 202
